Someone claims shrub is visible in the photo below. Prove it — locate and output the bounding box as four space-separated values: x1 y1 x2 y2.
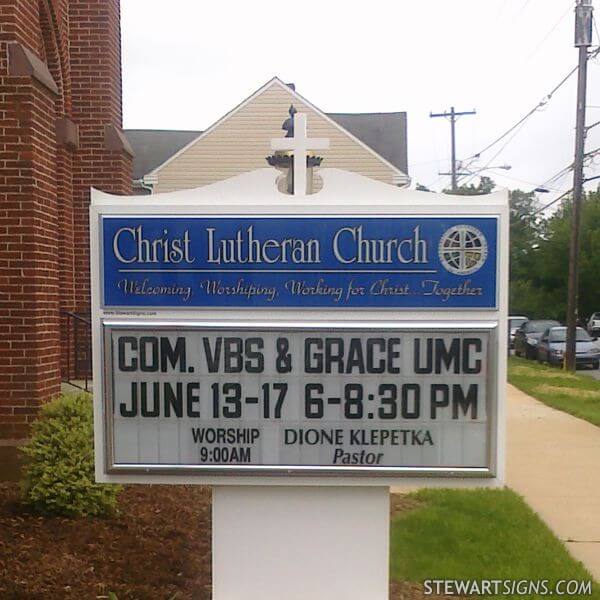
20 393 121 517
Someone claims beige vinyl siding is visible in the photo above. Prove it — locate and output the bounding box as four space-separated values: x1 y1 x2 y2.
153 82 399 193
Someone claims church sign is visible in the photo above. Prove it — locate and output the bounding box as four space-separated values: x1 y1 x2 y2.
102 322 496 476
92 185 506 482
100 216 498 309
91 113 507 487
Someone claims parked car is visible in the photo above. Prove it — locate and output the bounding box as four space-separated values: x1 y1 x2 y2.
514 319 560 359
537 326 600 369
508 316 528 348
587 312 600 337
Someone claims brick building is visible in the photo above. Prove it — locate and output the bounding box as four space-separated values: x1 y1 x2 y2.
0 0 132 447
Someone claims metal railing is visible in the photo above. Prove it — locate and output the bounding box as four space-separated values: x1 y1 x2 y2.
62 311 92 392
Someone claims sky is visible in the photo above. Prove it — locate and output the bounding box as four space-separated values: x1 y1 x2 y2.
121 0 600 208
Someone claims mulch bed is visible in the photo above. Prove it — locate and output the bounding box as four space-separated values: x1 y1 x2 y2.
0 483 211 599
0 484 455 599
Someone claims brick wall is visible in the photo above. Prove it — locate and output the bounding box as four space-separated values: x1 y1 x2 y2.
0 0 132 441
71 0 132 311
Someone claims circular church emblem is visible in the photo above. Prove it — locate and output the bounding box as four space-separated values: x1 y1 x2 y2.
438 225 488 275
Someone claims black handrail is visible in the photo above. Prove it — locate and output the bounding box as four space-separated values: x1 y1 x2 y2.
62 310 92 392
62 310 91 325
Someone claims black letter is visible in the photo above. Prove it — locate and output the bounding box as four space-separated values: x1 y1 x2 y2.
366 338 386 373
435 338 460 374
120 382 138 416
305 338 323 373
401 384 420 419
139 337 159 372
452 384 478 419
414 338 432 374
203 337 222 373
118 337 137 371
387 338 401 374
325 338 344 374
224 337 243 373
187 382 200 417
164 382 183 417
245 337 264 373
140 382 160 417
430 384 449 419
462 338 482 374
160 337 187 372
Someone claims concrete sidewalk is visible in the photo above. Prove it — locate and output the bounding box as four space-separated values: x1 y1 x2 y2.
507 384 600 580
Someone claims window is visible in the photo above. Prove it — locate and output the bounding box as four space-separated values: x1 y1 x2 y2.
548 328 591 343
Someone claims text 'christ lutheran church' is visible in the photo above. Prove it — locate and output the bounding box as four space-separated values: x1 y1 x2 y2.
110 224 428 266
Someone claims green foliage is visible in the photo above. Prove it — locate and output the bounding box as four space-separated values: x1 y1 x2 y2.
540 194 600 320
390 488 598 597
509 189 548 317
445 175 496 195
508 356 600 426
20 393 121 517
510 190 600 321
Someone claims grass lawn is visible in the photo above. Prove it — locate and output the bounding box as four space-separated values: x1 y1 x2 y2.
390 488 599 599
508 356 600 426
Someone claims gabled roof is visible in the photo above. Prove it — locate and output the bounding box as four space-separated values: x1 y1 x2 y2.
126 129 201 180
125 77 408 183
328 113 408 175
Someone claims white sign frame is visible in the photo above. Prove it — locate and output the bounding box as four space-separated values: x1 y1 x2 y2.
90 168 509 489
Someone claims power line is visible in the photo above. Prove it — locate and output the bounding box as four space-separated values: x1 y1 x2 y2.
535 162 600 217
428 142 598 197
458 46 600 195
460 120 529 186
425 108 600 195
463 56 596 163
530 188 572 217
483 169 566 192
526 4 573 61
538 163 574 191
515 141 600 215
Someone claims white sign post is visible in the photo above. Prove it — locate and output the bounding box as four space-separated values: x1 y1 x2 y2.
90 116 508 599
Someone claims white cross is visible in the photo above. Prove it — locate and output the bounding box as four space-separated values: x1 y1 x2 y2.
271 113 329 195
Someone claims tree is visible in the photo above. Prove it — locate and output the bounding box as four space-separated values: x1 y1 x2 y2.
445 176 496 196
534 191 600 321
416 183 432 192
509 189 600 321
508 190 547 317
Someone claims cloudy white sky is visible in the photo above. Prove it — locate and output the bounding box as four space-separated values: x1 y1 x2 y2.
122 0 600 205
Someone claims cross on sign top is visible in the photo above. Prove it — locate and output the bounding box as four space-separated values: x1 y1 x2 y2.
271 113 329 195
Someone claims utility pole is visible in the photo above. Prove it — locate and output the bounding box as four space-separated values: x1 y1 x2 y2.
430 107 476 192
565 0 593 371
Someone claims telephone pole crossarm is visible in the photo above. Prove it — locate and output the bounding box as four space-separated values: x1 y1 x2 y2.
430 107 477 192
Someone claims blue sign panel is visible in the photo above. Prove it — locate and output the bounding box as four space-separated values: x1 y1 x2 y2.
101 216 498 309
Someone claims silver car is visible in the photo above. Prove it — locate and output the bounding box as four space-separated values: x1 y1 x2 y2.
508 316 528 349
587 312 600 337
537 326 600 369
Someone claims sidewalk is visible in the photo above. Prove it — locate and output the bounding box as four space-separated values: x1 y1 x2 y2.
506 383 600 580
